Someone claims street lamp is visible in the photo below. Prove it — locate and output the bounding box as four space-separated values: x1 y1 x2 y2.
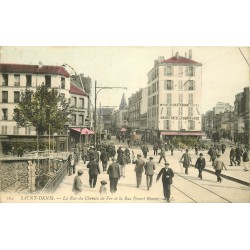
94 80 127 147
62 63 84 90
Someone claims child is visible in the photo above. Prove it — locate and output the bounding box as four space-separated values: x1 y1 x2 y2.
99 180 107 195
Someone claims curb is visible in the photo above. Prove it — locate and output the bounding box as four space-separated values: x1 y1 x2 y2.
190 164 250 187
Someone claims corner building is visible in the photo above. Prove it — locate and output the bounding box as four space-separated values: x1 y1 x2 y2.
147 51 203 141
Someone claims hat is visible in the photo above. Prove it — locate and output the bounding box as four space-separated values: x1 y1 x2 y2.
77 170 83 175
101 180 107 185
186 149 189 152
199 153 203 156
137 154 141 157
164 162 170 165
149 157 154 160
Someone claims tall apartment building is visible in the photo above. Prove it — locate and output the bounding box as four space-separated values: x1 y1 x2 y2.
147 50 203 141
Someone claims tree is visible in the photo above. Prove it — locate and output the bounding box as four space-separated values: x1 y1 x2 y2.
14 85 71 135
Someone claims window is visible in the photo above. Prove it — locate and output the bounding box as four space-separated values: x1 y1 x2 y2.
164 80 173 90
164 120 171 130
167 93 172 104
2 91 8 103
188 120 195 130
178 106 183 116
25 126 31 135
1 126 7 134
2 109 8 120
153 95 156 105
188 80 195 90
79 115 84 125
71 97 77 107
14 74 20 87
188 94 193 104
178 120 183 130
2 74 8 86
178 80 183 90
165 66 173 76
61 77 65 89
26 75 32 87
14 91 20 103
167 106 171 116
13 126 19 135
179 67 183 76
79 98 84 109
71 114 76 125
179 93 183 103
186 67 195 76
157 81 159 91
188 107 193 117
45 75 51 88
148 86 151 95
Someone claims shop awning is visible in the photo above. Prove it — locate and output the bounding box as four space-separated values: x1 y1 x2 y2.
71 128 95 134
161 131 205 136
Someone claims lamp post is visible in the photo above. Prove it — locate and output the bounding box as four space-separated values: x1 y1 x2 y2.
94 80 127 147
62 63 84 90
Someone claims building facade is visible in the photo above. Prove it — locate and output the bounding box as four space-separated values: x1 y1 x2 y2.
0 63 71 154
147 51 203 141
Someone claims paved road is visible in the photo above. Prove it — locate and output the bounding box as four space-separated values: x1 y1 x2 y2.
54 139 250 203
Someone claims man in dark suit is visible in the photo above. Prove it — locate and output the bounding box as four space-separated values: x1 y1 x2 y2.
107 158 121 193
144 157 156 190
133 154 145 188
87 158 100 188
156 162 174 202
195 153 206 179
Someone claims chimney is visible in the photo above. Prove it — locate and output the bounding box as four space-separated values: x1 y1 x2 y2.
189 49 192 59
175 52 179 59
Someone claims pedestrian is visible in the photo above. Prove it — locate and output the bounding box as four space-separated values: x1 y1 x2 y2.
67 152 76 176
156 162 174 202
144 157 156 190
100 149 109 171
142 143 149 158
133 154 145 188
107 158 121 193
221 143 226 154
87 158 101 188
195 153 206 179
158 146 167 163
153 143 158 156
169 143 174 156
195 144 199 156
210 146 217 166
229 146 236 166
117 151 127 178
99 180 107 195
213 154 227 183
179 149 192 175
82 145 88 163
242 147 249 172
235 144 243 166
72 170 83 194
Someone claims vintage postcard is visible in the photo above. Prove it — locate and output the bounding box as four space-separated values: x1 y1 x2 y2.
0 46 249 203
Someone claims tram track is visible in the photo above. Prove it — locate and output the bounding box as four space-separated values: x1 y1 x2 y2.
172 172 232 203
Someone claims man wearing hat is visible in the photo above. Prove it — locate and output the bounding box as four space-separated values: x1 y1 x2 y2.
195 153 206 179
179 149 192 175
87 158 101 188
144 157 156 190
229 146 236 166
133 154 145 188
156 162 174 202
72 170 83 194
107 158 121 193
213 153 227 183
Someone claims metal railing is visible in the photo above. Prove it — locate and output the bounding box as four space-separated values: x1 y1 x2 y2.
40 159 68 194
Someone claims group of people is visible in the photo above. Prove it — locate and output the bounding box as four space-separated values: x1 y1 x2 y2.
71 139 250 202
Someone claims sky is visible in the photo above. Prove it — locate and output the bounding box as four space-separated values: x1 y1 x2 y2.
0 46 249 113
